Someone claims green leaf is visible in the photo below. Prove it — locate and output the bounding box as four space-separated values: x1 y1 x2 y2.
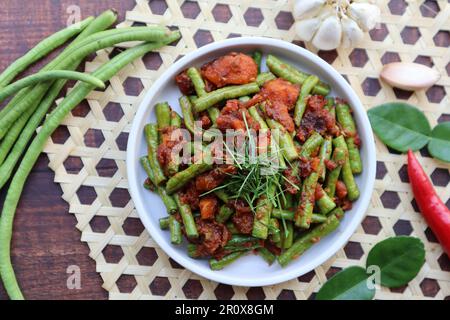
366 236 425 288
316 266 375 300
427 122 450 163
368 103 431 152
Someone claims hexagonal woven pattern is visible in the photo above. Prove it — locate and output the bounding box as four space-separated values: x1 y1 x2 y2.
43 0 450 300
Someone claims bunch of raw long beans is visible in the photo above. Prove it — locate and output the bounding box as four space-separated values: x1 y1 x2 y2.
0 9 180 300
141 52 362 270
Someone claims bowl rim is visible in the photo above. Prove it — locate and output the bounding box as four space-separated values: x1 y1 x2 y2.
126 36 376 287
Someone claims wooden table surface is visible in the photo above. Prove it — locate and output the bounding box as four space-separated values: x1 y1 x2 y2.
0 0 447 300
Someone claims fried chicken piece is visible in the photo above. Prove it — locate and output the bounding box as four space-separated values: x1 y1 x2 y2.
201 52 258 88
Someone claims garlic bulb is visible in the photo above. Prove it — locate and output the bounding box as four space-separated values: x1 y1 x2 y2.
312 15 342 51
293 0 326 20
293 0 381 51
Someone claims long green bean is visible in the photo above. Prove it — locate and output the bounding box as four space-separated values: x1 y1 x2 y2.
140 156 177 214
266 119 299 162
257 248 276 265
179 96 196 134
299 132 323 158
0 27 171 139
324 147 346 198
252 51 262 74
255 72 275 86
216 205 234 224
0 17 94 89
317 136 332 181
336 102 362 174
0 10 118 187
155 102 171 132
210 251 246 270
194 82 260 112
174 194 199 239
266 55 330 96
333 136 360 201
316 185 336 215
272 209 328 224
294 75 319 126
0 35 180 300
0 70 104 103
187 67 207 97
278 214 340 267
159 217 170 230
252 183 275 239
295 172 319 229
169 215 182 245
144 124 166 185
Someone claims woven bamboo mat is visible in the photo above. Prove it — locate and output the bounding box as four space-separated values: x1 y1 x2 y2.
43 0 450 300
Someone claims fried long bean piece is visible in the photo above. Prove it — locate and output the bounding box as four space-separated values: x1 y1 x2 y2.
316 185 336 215
333 136 360 201
144 124 166 185
336 102 362 174
174 194 199 239
295 172 319 229
0 27 171 139
317 136 332 181
216 205 234 224
166 151 213 194
294 75 319 126
209 251 246 270
266 119 299 162
272 209 327 224
252 183 276 239
0 71 104 103
0 37 180 300
179 96 196 134
0 17 94 89
194 82 260 112
169 215 182 245
0 10 118 175
155 102 171 132
256 72 276 86
187 67 207 97
257 248 276 265
299 132 323 158
159 217 170 230
140 156 177 214
324 147 346 198
253 51 262 74
266 55 330 96
278 214 340 267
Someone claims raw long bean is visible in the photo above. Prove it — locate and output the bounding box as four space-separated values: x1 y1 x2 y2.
0 36 180 300
0 70 104 103
0 17 93 89
0 9 118 186
0 27 171 139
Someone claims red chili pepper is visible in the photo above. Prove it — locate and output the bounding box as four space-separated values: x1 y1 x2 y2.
407 150 450 256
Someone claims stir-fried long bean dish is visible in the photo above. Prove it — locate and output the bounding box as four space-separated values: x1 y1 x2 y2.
141 52 362 269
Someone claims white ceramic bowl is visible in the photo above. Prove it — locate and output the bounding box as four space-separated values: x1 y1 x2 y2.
127 37 376 287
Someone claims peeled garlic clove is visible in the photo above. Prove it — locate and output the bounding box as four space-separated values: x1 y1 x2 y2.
348 2 380 31
312 15 342 51
294 18 321 42
293 0 325 20
380 62 440 91
341 15 364 47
